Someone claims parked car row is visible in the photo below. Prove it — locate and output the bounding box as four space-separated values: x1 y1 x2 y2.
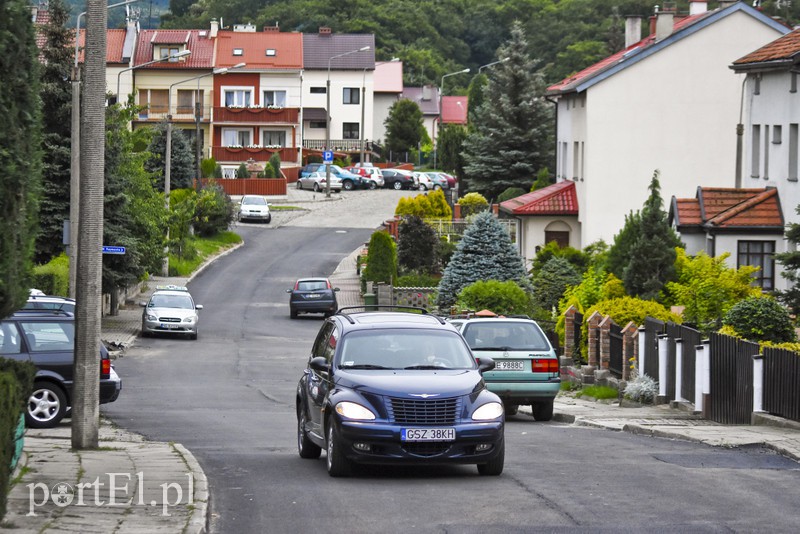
300 163 441 191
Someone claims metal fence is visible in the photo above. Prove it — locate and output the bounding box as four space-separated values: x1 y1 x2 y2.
643 317 665 380
609 322 623 377
763 346 800 422
708 333 759 424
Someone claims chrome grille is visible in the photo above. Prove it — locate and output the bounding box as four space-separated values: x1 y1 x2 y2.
159 317 181 323
388 397 460 425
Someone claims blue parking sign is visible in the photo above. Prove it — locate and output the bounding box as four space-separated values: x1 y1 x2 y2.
323 150 333 164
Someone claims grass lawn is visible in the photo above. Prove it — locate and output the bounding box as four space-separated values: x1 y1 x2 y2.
169 231 242 276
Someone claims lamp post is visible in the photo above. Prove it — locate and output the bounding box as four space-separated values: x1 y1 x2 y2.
163 63 245 276
478 57 510 74
68 0 137 298
115 50 191 105
326 46 371 198
434 67 470 170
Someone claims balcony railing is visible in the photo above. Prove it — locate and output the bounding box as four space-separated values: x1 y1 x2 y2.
211 146 300 163
303 139 371 152
137 106 213 122
214 106 299 123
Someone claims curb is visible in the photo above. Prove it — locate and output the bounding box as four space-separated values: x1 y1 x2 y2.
173 443 210 534
186 241 244 284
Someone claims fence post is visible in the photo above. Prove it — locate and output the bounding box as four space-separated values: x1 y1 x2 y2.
675 339 684 403
694 343 705 412
637 326 646 378
586 311 603 374
599 315 612 370
621 322 638 381
752 354 764 414
563 306 577 362
657 334 669 404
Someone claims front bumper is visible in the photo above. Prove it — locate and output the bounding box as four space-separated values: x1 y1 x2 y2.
142 318 198 335
335 418 504 466
239 211 271 221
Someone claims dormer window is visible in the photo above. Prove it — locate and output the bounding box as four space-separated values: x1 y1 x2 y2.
159 46 183 61
233 48 244 56
266 49 276 56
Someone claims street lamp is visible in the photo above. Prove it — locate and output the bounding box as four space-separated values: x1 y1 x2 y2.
478 57 510 74
326 46 371 198
68 0 137 298
434 67 470 170
163 63 245 275
115 50 191 105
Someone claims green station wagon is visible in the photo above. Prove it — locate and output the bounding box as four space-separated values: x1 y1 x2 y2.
458 317 560 421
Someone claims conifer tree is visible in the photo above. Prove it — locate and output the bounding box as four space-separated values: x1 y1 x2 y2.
461 21 553 199
35 0 73 263
145 121 195 190
775 204 800 316
436 212 527 309
364 231 397 285
384 99 425 154
606 210 641 281
398 216 438 274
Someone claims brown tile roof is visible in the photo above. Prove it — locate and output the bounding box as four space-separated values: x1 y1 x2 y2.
301 33 374 70
499 181 578 216
401 86 439 115
133 29 215 69
672 187 783 229
75 29 127 64
215 31 302 70
732 28 800 67
441 96 468 124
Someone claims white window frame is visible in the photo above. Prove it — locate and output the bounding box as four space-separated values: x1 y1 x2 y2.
261 129 286 146
221 128 252 147
222 87 253 107
262 89 287 107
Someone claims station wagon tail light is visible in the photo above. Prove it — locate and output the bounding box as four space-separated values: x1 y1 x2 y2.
326 280 331 289
532 358 559 374
101 359 110 376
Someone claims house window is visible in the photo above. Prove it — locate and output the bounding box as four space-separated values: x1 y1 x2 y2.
545 231 570 248
792 72 798 94
262 130 285 146
773 125 782 144
754 76 761 95
159 46 180 60
790 124 798 182
138 89 168 114
233 48 244 56
262 90 286 107
572 141 579 180
738 240 775 290
342 122 359 139
580 142 585 180
561 142 568 180
310 87 326 94
223 89 252 107
764 125 770 180
222 128 252 147
751 124 761 179
177 89 203 116
343 88 360 105
309 121 326 129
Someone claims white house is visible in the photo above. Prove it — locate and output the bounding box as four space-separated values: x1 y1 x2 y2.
545 1 788 248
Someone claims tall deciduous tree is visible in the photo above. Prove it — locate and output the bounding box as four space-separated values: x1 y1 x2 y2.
623 171 682 300
436 211 527 310
0 0 42 318
35 0 73 264
384 98 425 154
461 21 553 200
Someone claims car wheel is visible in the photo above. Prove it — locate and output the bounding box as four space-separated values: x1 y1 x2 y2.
326 423 351 477
297 409 322 459
26 382 67 429
434 184 442 191
477 439 504 476
189 331 198 340
290 307 298 319
369 181 377 190
313 183 321 192
418 184 427 191
531 400 554 422
504 404 518 416
343 180 354 191
392 180 403 190
266 214 272 224
296 180 303 189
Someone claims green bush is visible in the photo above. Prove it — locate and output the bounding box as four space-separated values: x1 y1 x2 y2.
723 297 796 343
395 190 451 219
306 154 323 164
236 162 249 178
395 273 440 287
456 280 531 316
259 164 276 178
497 187 526 203
0 358 36 520
363 231 397 285
398 216 438 274
201 157 217 178
269 152 281 178
194 182 234 237
31 254 69 296
457 192 489 217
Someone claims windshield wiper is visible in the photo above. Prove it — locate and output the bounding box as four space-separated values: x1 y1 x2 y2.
402 365 453 370
340 364 392 370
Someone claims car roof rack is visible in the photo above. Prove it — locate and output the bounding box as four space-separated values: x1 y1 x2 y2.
13 308 74 317
335 305 446 325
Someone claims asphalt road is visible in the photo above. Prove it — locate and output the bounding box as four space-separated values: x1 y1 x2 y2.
104 192 800 533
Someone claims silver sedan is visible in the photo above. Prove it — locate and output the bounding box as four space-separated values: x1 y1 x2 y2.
296 171 343 192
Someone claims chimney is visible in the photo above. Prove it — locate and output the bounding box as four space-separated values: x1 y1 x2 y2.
689 1 708 15
625 15 643 48
264 25 279 33
319 27 332 35
655 10 675 42
210 19 219 38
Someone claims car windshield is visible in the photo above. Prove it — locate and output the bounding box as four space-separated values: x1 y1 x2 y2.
297 281 328 291
462 321 550 351
149 294 195 309
242 197 267 205
337 329 475 370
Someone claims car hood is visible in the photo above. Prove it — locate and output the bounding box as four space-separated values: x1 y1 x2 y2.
335 369 484 397
146 307 197 319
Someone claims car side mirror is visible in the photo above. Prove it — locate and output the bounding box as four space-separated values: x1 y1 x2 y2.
309 356 331 374
333 287 340 292
476 357 495 373
139 301 147 307
195 304 203 310
286 289 292 293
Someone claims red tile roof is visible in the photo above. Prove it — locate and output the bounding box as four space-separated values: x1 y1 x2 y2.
673 187 783 228
133 29 215 69
499 181 578 216
732 27 800 66
75 29 127 64
215 31 302 69
441 96 468 124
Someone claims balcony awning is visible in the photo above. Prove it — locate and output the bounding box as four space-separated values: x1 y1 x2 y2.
302 108 327 121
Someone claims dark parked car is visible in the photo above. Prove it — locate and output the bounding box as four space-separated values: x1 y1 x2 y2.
0 310 121 428
296 306 505 477
287 278 340 318
299 163 365 190
381 168 417 190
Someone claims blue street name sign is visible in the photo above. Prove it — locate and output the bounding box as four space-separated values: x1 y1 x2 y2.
323 150 333 164
102 246 126 255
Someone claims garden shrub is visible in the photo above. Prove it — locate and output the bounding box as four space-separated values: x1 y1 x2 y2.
398 216 438 274
395 190 451 219
236 162 249 178
530 241 590 277
32 254 69 296
193 182 234 237
722 296 796 343
363 231 397 285
200 157 217 178
395 273 440 287
0 358 36 520
531 256 581 312
269 152 281 178
456 280 531 316
259 164 276 178
457 192 488 217
624 374 658 403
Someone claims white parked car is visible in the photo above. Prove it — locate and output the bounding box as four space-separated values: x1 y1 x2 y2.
140 285 203 340
297 171 343 192
237 195 272 223
413 172 435 191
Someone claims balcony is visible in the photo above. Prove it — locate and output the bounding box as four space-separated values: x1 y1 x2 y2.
211 146 300 163
213 106 299 124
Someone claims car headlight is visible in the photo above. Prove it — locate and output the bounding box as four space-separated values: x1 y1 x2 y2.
183 316 197 323
146 314 157 321
472 402 503 421
335 401 376 421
